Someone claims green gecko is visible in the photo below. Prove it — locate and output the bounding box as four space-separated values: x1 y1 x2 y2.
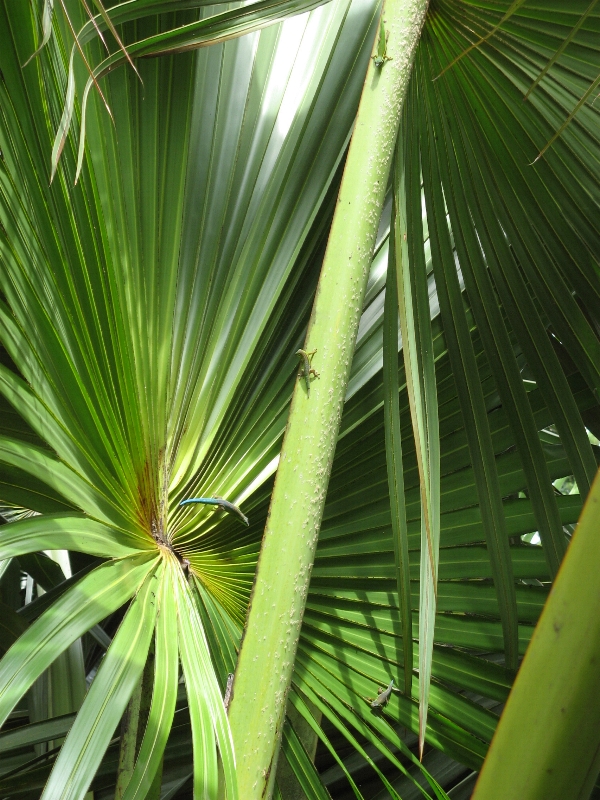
372 18 392 68
296 349 320 397
179 497 249 526
370 679 395 708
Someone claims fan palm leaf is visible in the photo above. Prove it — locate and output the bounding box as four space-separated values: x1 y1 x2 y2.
0 0 381 795
0 0 598 798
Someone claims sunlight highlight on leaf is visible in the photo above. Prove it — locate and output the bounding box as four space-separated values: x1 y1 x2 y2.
174 558 238 800
51 0 113 183
22 0 54 67
60 0 333 180
39 566 160 800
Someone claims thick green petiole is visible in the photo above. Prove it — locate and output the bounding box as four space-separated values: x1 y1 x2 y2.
228 1 430 795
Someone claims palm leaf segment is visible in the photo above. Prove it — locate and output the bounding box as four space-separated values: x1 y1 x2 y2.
0 0 599 797
0 0 380 795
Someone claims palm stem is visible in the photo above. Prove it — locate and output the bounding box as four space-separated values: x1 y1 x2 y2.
227 0 429 796
114 651 155 799
114 678 143 800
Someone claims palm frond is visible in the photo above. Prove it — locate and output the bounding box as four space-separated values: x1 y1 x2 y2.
0 0 598 796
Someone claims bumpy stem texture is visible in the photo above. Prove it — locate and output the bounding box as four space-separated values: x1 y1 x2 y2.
228 1 429 796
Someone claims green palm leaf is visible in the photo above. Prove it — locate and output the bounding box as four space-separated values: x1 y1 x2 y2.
0 0 383 794
120 565 179 800
39 566 160 800
0 0 598 797
382 215 412 699
394 127 442 755
0 554 157 727
0 513 150 558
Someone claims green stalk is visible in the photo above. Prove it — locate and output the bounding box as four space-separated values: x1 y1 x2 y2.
227 1 429 796
137 650 163 800
115 680 143 800
472 468 600 800
115 651 155 800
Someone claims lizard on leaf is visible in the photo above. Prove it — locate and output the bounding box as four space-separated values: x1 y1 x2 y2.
179 497 249 526
296 349 320 397
369 679 395 708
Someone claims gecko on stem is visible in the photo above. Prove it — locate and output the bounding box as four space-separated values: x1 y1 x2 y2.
296 349 319 397
372 18 392 68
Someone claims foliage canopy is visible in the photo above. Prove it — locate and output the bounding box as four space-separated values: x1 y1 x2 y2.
0 0 598 797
